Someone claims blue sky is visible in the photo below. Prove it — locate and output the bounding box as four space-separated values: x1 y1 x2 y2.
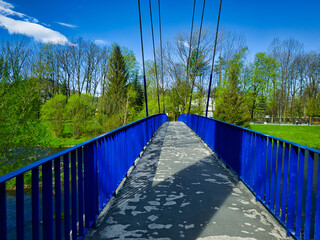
1 0 320 62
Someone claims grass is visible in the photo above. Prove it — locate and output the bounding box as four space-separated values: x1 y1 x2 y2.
250 124 320 150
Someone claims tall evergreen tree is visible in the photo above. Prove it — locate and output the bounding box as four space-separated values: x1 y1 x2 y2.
106 43 129 115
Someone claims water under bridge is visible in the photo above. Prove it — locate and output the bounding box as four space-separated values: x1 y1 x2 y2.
0 114 319 240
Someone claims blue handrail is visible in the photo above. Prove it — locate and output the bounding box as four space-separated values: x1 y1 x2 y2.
0 114 168 240
179 113 320 240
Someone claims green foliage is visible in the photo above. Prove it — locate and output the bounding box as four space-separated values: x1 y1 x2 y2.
126 74 144 121
306 98 320 115
106 43 129 115
214 48 250 127
189 48 209 79
245 52 279 120
0 77 43 157
101 114 122 132
41 94 66 137
65 94 98 138
121 47 139 81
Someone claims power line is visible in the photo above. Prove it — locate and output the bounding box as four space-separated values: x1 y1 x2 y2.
205 0 222 118
138 0 149 117
188 0 206 114
158 0 165 114
149 0 161 114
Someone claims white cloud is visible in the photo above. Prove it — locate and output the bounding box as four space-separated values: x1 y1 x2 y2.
0 15 68 44
0 0 69 44
178 40 194 49
56 22 77 28
94 39 108 45
0 0 38 23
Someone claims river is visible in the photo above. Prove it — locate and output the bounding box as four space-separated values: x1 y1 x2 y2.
2 146 67 240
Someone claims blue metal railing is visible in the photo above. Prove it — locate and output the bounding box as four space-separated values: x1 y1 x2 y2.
179 114 320 240
0 114 168 240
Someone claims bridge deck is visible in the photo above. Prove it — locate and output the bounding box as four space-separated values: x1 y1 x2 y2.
85 122 292 240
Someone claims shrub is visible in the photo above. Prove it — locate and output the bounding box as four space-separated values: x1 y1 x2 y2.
41 94 66 137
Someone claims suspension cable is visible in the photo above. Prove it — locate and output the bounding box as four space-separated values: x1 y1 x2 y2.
188 0 206 114
158 0 165 114
138 0 149 117
205 0 222 118
184 0 197 114
149 0 161 114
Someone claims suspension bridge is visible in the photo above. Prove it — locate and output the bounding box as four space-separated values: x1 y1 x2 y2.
1 0 320 239
0 114 319 239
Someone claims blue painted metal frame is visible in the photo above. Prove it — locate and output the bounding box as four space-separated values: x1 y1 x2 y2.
0 114 168 240
179 113 320 240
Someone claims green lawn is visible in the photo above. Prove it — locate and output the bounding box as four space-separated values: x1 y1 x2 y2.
250 124 320 150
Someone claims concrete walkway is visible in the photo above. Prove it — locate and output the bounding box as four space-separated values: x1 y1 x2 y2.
85 122 292 240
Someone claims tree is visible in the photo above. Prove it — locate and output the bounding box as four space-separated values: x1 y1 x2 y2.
269 38 303 122
246 52 279 121
214 48 249 127
33 44 57 102
0 76 43 159
105 43 129 115
65 94 97 139
124 73 144 123
41 94 66 137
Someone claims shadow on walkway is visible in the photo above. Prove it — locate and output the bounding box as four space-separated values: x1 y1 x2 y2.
85 122 291 240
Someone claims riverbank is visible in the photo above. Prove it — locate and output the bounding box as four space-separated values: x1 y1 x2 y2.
0 147 68 190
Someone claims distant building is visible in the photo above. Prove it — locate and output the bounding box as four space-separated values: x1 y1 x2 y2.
190 97 215 118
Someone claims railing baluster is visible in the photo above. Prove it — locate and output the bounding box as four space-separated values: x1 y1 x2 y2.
281 143 290 222
315 154 320 240
98 139 103 211
305 151 315 240
54 158 61 240
259 136 267 200
265 137 272 206
287 145 298 232
254 134 260 198
0 182 6 240
71 150 77 240
240 130 247 178
64 154 70 240
111 136 115 194
84 144 89 228
78 148 84 236
248 132 254 188
93 141 98 222
270 139 277 211
102 137 107 205
32 167 39 240
295 148 305 238
16 174 24 240
43 161 53 240
275 141 283 216
87 142 94 227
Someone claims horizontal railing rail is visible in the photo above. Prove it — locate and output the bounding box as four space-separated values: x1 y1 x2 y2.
0 114 168 240
179 114 320 240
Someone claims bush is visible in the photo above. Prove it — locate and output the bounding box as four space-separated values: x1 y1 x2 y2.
65 94 95 139
41 94 66 137
102 114 122 132
85 117 103 137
